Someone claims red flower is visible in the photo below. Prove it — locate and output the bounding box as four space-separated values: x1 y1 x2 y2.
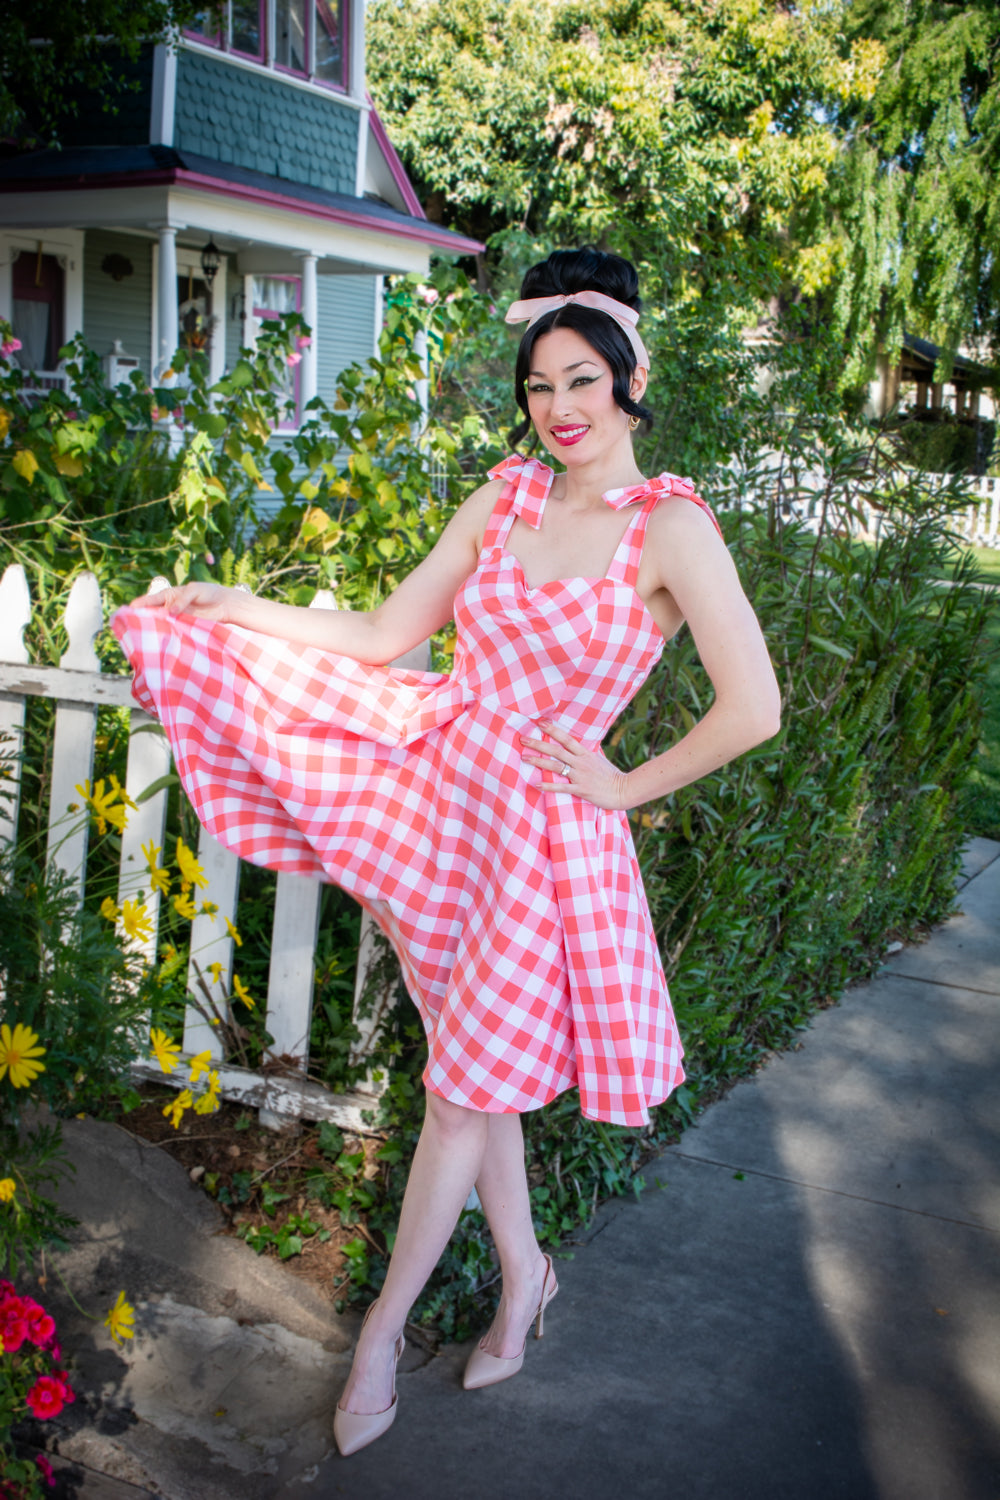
26 1375 70 1419
35 1454 56 1486
0 1293 28 1352
23 1299 56 1346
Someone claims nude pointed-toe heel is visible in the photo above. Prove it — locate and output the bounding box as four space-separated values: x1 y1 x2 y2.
334 1307 405 1457
463 1254 557 1392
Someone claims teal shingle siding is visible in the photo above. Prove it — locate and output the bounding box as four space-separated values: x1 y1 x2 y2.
316 274 375 399
175 51 357 195
83 231 153 380
56 47 155 149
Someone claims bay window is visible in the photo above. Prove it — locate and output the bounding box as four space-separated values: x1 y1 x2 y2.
187 0 346 91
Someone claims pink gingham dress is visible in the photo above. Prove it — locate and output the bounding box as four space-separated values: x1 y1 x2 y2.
113 455 719 1126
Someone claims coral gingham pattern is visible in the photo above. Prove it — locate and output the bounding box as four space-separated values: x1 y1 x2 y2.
113 455 718 1125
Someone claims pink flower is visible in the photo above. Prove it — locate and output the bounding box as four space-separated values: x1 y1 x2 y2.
35 1455 56 1487
204 551 215 566
295 334 312 349
0 1292 29 1352
1 336 23 357
26 1374 72 1420
172 408 184 423
286 351 302 366
23 1299 56 1347
417 287 439 305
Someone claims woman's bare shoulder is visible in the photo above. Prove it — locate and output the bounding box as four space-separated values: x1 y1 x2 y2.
450 475 507 547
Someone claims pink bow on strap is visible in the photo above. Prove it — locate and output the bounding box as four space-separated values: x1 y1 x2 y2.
504 290 650 369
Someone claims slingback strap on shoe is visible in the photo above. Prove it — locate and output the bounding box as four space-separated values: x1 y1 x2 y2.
463 1253 557 1391
334 1304 406 1457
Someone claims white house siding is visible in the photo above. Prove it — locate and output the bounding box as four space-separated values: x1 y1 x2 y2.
83 231 154 381
224 288 243 374
316 273 377 398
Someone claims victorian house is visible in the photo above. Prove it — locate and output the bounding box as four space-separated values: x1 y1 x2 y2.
0 3 479 427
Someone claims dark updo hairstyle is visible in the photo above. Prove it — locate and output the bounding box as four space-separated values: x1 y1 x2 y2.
509 246 654 451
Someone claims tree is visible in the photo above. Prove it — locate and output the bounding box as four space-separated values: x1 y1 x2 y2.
0 0 199 149
368 0 889 470
831 0 1000 377
368 0 1000 456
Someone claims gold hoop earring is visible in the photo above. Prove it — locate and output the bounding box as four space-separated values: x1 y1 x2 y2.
628 414 641 432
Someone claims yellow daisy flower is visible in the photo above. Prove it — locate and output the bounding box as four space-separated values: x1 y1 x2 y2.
172 892 198 920
176 839 208 892
225 917 243 948
100 896 120 923
0 1023 46 1088
141 839 171 895
188 1049 213 1083
149 1027 181 1075
104 1291 135 1343
163 1089 193 1129
194 1071 221 1116
120 898 154 943
232 975 254 1010
0 1178 16 1203
108 774 138 812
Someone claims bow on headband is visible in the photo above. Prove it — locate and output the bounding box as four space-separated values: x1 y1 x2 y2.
504 289 650 369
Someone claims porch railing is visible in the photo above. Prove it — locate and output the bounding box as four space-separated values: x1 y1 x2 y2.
0 564 427 1133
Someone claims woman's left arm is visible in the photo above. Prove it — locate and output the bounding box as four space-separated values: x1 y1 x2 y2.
521 500 781 811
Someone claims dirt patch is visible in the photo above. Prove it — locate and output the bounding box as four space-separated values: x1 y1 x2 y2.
116 1086 390 1304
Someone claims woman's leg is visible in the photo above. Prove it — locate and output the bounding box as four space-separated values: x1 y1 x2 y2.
474 1113 554 1358
338 1090 489 1415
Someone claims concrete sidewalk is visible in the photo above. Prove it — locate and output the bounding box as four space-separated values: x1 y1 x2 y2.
35 839 1000 1500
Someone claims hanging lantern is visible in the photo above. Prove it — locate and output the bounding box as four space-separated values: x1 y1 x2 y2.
200 239 222 285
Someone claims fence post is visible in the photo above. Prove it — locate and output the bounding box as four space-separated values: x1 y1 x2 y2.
255 589 335 1126
45 574 103 907
0 565 32 854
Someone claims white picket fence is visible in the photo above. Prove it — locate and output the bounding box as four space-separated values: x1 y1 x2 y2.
0 564 426 1133
960 475 1000 548
725 470 1000 548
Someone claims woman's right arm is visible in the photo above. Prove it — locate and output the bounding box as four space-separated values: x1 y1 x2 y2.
128 480 503 666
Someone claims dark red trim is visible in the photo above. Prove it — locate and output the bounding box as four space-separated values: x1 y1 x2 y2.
366 99 425 220
0 167 484 254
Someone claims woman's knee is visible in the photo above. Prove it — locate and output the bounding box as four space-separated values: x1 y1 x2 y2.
424 1090 486 1139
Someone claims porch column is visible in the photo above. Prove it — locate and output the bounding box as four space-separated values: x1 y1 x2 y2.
298 252 318 409
156 226 179 381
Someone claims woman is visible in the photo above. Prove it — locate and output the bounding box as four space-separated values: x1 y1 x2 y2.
114 247 780 1456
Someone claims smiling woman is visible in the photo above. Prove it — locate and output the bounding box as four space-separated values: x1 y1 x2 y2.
112 244 780 1456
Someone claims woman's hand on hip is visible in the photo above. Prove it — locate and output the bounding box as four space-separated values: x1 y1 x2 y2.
520 720 631 811
129 581 234 622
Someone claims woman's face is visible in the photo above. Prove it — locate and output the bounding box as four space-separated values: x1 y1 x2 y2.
524 325 645 463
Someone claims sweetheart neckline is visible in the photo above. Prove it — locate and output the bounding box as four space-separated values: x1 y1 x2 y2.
483 546 665 645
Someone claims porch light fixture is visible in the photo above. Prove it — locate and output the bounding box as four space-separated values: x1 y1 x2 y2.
200 239 222 285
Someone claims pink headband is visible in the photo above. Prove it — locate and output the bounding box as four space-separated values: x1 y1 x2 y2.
504 289 650 369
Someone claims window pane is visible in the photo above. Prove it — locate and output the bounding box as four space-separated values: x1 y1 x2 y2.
251 277 300 315
315 0 344 86
275 0 307 72
232 0 263 57
187 4 223 43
